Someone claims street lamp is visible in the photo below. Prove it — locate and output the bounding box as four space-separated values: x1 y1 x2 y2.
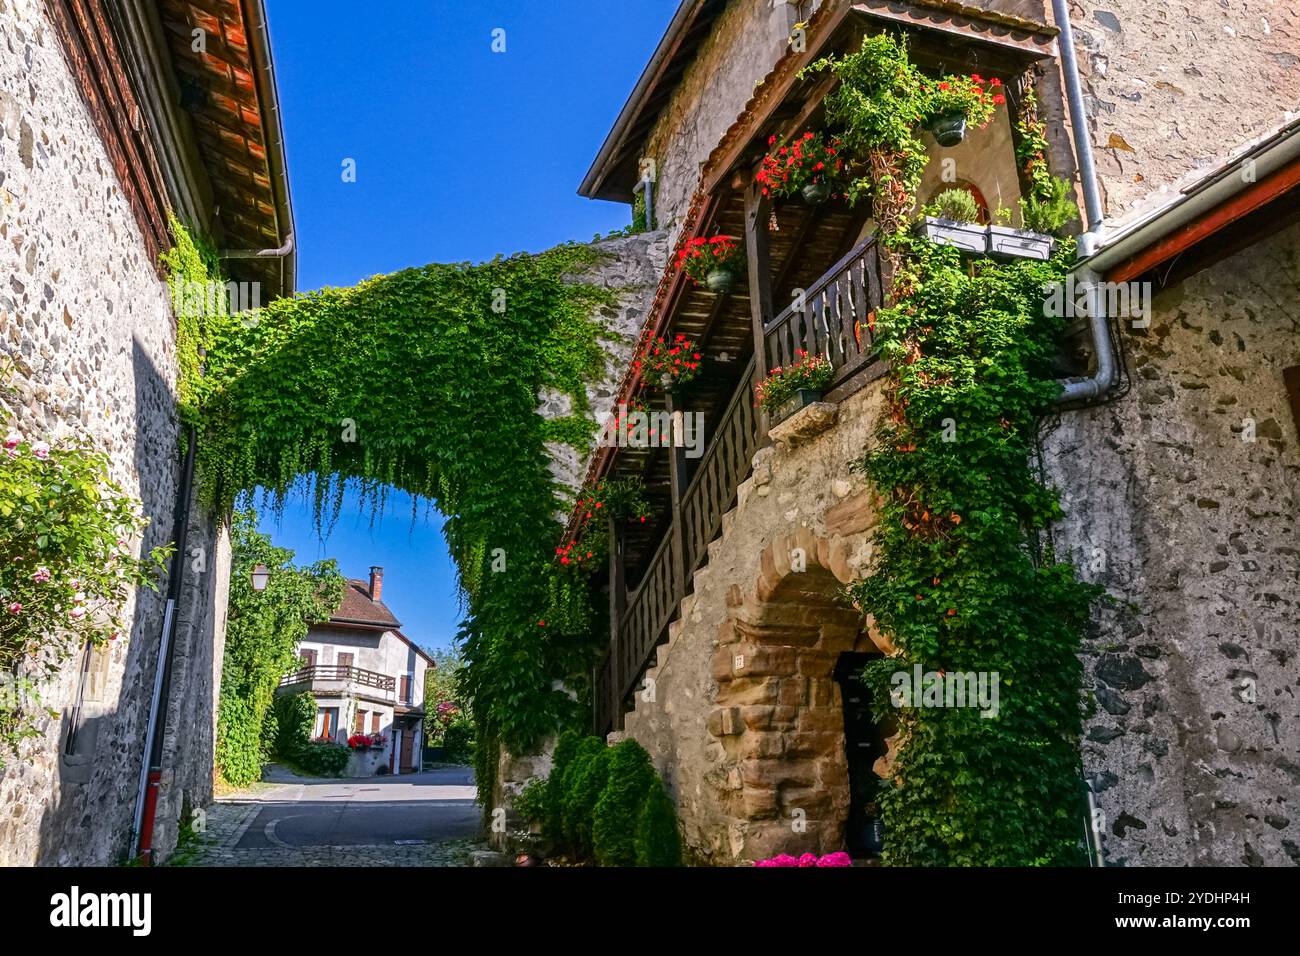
250 563 271 592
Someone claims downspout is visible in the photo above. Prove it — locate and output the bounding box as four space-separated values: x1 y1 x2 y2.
1051 0 1118 405
131 422 198 864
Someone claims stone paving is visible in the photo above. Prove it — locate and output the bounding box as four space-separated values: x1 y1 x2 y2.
177 799 482 866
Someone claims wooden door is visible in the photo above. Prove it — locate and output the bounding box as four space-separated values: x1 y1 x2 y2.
399 727 415 772
337 652 354 673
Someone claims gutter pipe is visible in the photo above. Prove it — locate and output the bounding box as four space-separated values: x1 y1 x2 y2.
1051 0 1117 406
130 422 197 864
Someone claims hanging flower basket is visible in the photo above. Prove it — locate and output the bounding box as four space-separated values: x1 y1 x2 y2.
757 130 848 204
675 235 744 294
920 74 1003 148
632 333 702 389
705 268 737 294
928 111 967 148
801 181 833 205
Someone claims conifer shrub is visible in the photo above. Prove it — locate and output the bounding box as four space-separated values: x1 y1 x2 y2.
546 730 583 848
592 739 657 866
634 781 682 867
560 736 610 857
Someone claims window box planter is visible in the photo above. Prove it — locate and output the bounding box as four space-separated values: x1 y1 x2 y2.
705 267 737 295
917 216 988 255
985 224 1055 261
770 387 824 426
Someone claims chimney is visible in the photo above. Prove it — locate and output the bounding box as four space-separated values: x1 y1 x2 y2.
368 566 384 601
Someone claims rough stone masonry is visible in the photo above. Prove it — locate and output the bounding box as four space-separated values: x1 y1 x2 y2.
0 0 228 865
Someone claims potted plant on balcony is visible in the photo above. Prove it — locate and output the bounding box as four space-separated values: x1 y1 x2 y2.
755 350 834 425
757 131 847 206
675 235 744 294
982 175 1077 261
917 188 989 254
632 333 702 391
920 73 1001 147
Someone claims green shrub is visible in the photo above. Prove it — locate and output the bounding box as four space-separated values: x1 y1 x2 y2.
513 777 549 824
924 187 981 224
441 717 475 764
592 739 657 866
561 737 610 857
215 695 263 787
295 740 350 777
547 730 583 847
270 691 315 758
1019 175 1079 234
635 782 683 867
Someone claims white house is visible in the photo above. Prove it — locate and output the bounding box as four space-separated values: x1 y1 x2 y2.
278 567 434 775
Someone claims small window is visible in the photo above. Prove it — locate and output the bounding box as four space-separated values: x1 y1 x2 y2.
399 674 413 705
318 707 338 741
300 648 317 669
337 652 354 672
371 711 381 734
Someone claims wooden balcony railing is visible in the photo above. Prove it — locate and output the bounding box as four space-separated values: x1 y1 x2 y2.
763 235 885 392
279 664 396 697
594 234 885 735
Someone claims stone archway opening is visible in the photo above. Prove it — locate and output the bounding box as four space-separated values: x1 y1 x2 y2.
707 529 892 862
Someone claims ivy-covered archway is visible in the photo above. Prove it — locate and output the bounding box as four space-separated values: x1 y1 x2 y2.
170 221 625 800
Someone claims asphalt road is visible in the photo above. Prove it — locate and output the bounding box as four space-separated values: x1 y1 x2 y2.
234 767 481 849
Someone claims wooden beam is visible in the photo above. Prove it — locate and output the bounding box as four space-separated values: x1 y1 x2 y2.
744 182 776 435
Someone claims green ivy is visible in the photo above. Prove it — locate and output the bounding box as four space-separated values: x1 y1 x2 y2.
170 221 621 808
215 510 344 787
850 235 1099 865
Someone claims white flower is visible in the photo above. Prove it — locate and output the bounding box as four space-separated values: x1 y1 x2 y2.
2 431 20 450
31 441 50 460
69 606 87 621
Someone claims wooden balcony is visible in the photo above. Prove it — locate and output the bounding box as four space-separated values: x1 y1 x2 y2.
595 235 886 734
279 664 397 703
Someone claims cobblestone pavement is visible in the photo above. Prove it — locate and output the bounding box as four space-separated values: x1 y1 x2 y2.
175 766 484 867
178 800 483 866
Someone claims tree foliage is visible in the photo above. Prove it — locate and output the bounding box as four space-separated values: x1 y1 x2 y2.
214 511 344 786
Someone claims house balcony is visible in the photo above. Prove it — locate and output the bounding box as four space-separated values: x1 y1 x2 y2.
278 664 398 705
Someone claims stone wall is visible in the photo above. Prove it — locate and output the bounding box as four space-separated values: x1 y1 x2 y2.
1044 221 1300 866
542 228 670 496
1049 1 1300 219
644 0 793 239
0 0 226 865
622 384 888 863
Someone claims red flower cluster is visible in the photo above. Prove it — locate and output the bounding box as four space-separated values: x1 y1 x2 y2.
924 72 1005 126
756 130 846 198
347 733 382 750
633 333 702 387
674 235 744 286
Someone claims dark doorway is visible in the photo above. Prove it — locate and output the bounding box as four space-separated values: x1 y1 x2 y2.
834 652 888 859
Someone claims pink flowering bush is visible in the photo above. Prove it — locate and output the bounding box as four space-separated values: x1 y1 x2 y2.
0 402 168 764
754 851 853 867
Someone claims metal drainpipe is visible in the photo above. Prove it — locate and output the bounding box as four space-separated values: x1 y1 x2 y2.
1051 0 1118 406
130 421 198 864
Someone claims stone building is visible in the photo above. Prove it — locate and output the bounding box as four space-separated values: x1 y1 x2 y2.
562 0 1300 865
0 0 291 864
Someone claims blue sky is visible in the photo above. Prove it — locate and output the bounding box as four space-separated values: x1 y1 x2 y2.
255 1 675 653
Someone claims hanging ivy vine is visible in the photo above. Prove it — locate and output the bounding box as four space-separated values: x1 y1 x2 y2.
811 34 1100 865
174 226 623 806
